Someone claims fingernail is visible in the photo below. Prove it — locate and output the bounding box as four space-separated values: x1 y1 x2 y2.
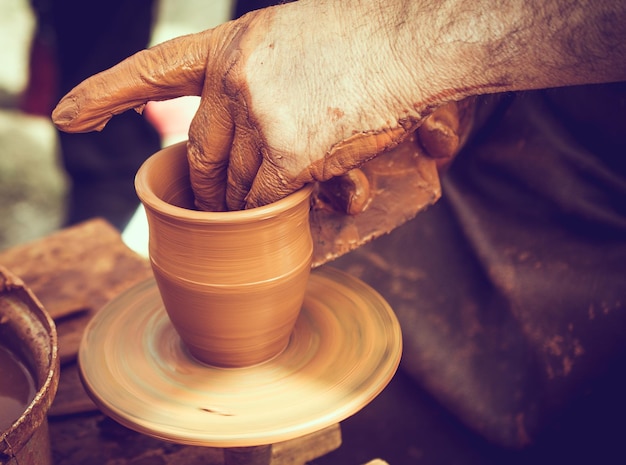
51 98 77 127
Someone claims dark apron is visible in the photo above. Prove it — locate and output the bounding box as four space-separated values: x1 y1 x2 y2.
332 82 626 448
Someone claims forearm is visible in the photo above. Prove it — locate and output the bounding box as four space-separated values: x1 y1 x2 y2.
375 0 626 102
465 1 623 87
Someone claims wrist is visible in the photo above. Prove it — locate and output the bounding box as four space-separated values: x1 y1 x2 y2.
324 0 500 122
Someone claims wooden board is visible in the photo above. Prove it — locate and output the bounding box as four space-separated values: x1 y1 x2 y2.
0 218 153 415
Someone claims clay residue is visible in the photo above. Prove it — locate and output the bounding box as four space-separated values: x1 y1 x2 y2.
543 334 585 378
327 106 345 121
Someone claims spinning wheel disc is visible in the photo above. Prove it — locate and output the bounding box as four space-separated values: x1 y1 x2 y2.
79 267 402 447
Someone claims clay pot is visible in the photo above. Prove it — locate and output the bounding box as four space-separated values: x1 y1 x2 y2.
0 268 59 465
135 142 313 367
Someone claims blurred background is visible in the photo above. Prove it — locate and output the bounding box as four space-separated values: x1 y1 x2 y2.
0 0 232 252
0 0 63 249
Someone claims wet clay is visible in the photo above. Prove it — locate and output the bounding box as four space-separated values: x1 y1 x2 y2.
135 143 313 367
79 267 402 447
0 344 36 432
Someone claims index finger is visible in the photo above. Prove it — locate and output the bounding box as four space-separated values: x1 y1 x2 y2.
51 30 212 133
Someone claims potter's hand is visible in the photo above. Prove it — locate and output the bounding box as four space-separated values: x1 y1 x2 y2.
52 0 626 211
52 1 432 211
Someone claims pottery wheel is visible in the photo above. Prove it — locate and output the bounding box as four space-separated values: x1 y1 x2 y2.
79 267 402 448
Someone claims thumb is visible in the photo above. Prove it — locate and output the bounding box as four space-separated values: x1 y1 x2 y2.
317 168 371 216
51 30 212 133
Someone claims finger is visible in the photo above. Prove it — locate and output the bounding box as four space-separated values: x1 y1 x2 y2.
317 169 371 215
306 125 411 186
246 126 411 208
416 102 460 160
52 30 212 133
223 88 265 210
187 89 234 212
224 123 263 211
244 156 300 209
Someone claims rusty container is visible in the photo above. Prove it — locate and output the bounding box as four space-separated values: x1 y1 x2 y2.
0 267 59 465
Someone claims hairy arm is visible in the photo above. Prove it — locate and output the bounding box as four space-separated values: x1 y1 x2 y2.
367 0 626 105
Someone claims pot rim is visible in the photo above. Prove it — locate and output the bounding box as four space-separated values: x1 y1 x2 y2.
135 141 313 223
0 268 59 453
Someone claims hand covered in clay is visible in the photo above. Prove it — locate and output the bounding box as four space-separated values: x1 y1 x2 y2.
52 0 625 211
51 1 457 211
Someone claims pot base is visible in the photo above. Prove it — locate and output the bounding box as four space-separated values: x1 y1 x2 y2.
78 267 402 448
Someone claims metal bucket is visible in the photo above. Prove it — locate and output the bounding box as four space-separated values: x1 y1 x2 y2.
0 267 59 465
